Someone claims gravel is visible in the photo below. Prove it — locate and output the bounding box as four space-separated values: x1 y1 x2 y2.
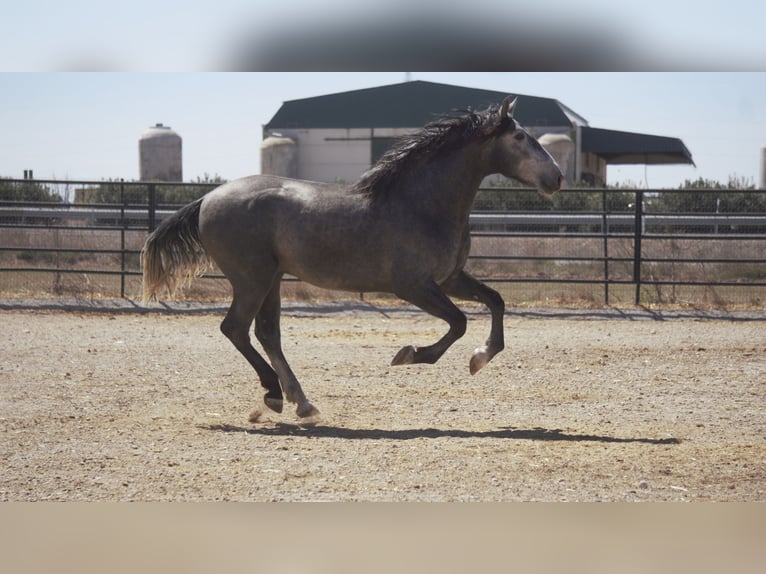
2 301 764 500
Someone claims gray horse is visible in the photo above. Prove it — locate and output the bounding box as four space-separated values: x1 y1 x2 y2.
142 96 562 418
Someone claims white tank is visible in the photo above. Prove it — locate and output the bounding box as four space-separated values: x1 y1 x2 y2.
139 123 183 181
538 133 575 186
260 135 298 178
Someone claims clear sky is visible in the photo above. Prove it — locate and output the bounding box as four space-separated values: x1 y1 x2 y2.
1 73 764 189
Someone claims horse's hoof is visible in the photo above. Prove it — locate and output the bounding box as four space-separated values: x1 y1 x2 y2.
297 401 319 418
469 347 490 375
264 396 284 414
391 345 416 366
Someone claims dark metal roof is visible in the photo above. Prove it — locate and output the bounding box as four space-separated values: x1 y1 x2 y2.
264 81 694 167
581 126 694 166
264 80 574 130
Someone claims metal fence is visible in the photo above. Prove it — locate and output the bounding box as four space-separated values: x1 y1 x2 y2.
1 178 765 307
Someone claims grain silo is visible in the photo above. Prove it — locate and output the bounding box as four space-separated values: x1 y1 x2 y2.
539 133 575 186
260 135 298 178
139 123 183 181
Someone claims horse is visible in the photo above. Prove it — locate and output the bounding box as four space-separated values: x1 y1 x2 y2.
141 96 562 418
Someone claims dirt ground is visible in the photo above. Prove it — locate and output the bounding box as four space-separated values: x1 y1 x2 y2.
1 300 764 501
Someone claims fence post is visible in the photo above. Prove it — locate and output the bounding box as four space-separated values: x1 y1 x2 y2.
633 190 644 305
602 188 610 305
120 179 126 298
148 183 157 232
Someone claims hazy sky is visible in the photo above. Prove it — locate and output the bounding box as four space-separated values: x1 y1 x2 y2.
3 1 765 71
1 72 764 188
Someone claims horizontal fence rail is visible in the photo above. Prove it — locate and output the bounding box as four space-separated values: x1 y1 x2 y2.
5 206 763 232
1 178 765 307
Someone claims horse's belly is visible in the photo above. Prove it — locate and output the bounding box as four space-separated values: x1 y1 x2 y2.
282 234 463 294
283 250 393 293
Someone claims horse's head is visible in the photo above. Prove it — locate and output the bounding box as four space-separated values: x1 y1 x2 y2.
486 96 563 197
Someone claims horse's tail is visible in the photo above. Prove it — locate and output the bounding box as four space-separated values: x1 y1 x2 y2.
141 198 209 302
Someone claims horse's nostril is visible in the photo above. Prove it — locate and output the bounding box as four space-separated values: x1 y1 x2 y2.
557 175 563 188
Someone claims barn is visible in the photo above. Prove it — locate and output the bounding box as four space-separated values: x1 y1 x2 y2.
261 80 694 187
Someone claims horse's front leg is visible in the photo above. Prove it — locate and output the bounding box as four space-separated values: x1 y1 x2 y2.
390 278 467 366
442 271 505 374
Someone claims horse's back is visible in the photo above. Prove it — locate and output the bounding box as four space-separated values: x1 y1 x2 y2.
197 175 376 285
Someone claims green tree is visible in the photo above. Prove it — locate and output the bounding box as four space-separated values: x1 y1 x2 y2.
475 177 634 213
74 174 226 205
0 178 61 202
655 175 764 214
156 174 226 205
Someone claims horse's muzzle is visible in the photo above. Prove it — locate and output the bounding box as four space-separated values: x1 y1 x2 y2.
537 174 563 198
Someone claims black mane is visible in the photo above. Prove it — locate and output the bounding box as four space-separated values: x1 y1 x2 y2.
352 102 507 200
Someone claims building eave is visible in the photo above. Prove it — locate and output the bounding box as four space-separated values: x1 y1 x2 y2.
581 126 694 166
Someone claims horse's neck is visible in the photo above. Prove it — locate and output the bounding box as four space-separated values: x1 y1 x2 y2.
395 144 486 229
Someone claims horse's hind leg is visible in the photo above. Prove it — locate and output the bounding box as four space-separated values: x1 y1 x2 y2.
443 271 505 374
255 278 319 418
220 288 284 414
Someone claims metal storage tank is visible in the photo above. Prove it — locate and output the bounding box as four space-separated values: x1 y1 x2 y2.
139 123 183 181
260 135 298 178
539 133 575 186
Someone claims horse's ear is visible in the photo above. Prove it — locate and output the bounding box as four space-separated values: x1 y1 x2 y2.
499 96 518 121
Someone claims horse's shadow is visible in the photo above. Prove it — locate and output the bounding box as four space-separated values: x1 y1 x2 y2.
201 422 680 445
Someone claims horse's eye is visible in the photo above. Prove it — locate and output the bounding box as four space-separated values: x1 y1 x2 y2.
514 132 525 141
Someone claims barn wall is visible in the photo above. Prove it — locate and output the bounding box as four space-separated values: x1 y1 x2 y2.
269 127 419 183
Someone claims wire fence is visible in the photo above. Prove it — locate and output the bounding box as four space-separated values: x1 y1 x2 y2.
1 178 765 308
